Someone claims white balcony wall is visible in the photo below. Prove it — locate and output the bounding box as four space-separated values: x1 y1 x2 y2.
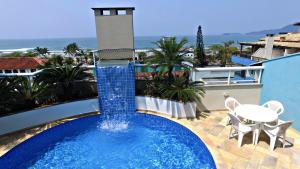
136 96 197 118
200 85 261 111
0 97 198 136
0 99 99 136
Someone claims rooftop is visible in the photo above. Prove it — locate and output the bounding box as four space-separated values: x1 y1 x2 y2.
0 57 47 70
240 33 300 49
91 7 135 10
1 111 299 169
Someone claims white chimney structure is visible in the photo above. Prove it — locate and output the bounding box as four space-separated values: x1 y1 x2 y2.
264 34 274 60
92 7 135 62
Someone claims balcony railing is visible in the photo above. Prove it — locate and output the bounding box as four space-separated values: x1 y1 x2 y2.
192 66 264 86
0 65 96 77
0 65 264 87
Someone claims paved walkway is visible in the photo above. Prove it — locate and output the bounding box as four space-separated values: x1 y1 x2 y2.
1 111 299 169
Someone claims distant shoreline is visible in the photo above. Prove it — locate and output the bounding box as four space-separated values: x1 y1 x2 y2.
0 35 262 51
0 34 262 41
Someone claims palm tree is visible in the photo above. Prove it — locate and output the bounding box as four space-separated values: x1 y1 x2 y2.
36 64 92 100
0 77 51 113
159 74 205 103
76 49 94 65
208 44 222 64
220 41 238 66
147 37 192 83
34 47 49 57
138 52 147 63
208 41 238 66
144 71 166 97
13 77 51 108
85 49 94 65
64 57 74 65
64 43 80 57
38 55 64 68
0 77 19 113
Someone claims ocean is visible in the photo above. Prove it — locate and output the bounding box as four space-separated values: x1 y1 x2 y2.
0 35 262 51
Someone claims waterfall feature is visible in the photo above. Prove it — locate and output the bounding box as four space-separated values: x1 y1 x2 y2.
95 62 135 131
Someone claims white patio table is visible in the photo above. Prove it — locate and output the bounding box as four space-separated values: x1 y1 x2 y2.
235 104 279 145
235 104 278 123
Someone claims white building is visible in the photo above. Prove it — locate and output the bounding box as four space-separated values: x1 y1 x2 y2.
0 57 46 75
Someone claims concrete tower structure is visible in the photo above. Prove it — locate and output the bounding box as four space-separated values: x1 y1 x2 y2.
92 7 135 61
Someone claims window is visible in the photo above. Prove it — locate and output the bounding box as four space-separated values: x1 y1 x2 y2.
20 69 26 73
117 10 126 15
13 69 18 73
31 69 36 72
4 70 12 73
102 10 110 16
0 70 3 73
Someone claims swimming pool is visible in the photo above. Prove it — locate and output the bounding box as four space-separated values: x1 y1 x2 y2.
0 113 216 169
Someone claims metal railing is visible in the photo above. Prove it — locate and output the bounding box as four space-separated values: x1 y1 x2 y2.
192 66 264 86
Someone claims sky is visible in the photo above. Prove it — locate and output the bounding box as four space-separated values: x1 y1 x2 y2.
0 0 299 39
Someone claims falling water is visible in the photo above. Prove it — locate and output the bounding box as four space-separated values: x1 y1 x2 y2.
95 62 136 131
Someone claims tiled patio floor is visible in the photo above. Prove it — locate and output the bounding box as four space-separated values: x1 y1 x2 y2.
146 111 300 169
0 111 299 169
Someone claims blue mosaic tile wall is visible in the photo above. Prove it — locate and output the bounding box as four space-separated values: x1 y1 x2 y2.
96 62 136 114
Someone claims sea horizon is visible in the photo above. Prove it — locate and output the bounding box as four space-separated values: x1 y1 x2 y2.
0 35 262 51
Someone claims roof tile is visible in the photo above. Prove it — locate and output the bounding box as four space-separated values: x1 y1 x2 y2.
0 57 47 70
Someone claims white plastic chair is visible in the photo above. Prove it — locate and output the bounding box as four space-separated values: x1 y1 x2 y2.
262 100 284 115
225 97 241 114
225 97 241 125
228 113 260 147
263 120 293 151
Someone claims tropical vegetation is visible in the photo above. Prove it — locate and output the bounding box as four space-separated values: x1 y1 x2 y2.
0 51 38 58
0 77 18 113
15 77 53 108
36 64 92 100
147 37 192 83
159 75 205 103
142 37 205 103
62 43 94 65
195 25 206 67
137 52 147 63
64 43 80 57
34 47 49 57
207 41 238 66
0 62 96 116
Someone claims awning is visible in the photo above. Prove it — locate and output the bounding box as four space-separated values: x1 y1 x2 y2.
231 55 256 66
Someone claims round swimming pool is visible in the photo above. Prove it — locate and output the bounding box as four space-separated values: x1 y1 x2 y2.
0 113 216 169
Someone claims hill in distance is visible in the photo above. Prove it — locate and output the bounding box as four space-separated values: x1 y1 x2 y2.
246 24 299 35
222 24 299 36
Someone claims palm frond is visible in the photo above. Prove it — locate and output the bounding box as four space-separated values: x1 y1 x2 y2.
159 76 205 103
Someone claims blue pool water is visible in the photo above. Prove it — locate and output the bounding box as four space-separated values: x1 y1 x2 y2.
0 113 216 169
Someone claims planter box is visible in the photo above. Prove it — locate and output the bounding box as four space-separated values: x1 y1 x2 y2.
136 96 197 118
